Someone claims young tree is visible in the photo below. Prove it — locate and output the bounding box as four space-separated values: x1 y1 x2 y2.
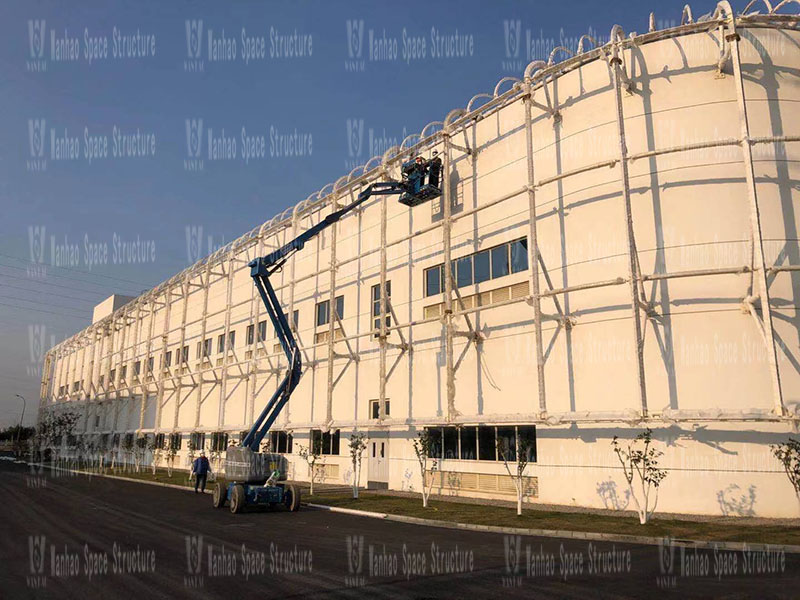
121 435 136 472
165 438 178 478
148 436 162 475
611 428 668 525
134 435 148 473
298 437 322 496
412 430 438 508
771 438 800 507
497 434 533 516
348 432 368 499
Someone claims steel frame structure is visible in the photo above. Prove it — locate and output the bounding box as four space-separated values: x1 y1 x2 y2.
41 3 800 440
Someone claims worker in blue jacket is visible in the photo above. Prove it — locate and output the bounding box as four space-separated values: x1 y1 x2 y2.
191 451 212 493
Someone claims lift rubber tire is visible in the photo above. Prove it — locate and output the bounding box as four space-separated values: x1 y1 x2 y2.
212 483 226 509
230 484 246 514
284 484 301 512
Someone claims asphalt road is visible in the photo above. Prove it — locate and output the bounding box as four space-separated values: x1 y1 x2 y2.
0 459 797 599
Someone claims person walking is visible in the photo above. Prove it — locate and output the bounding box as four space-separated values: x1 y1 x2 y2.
191 451 212 493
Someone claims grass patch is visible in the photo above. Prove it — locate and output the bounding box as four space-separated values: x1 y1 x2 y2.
305 493 800 546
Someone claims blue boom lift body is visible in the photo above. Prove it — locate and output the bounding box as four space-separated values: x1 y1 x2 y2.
213 155 442 513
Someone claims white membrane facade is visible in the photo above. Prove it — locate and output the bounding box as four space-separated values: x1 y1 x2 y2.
41 2 800 517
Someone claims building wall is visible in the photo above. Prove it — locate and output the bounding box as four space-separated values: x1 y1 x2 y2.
41 21 800 518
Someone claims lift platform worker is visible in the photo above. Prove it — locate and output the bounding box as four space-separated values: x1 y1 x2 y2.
192 451 212 494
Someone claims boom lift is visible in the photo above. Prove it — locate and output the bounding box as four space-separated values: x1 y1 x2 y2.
213 154 442 513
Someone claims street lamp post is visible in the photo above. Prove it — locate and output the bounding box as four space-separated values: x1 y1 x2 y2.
14 394 26 456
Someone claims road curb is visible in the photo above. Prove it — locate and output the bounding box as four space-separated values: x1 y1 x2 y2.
305 503 800 554
24 461 213 494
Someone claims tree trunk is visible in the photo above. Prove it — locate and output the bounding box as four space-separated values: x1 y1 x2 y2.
517 494 522 516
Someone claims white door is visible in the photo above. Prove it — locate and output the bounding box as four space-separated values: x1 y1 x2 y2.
367 434 389 489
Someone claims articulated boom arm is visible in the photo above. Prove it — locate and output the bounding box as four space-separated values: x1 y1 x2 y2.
239 158 441 452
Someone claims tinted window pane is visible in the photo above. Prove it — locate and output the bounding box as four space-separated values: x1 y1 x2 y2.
425 267 441 297
456 256 473 288
460 427 477 459
474 250 490 283
331 430 340 455
427 427 443 459
518 426 537 462
497 426 516 462
510 238 529 273
316 302 328 327
478 426 496 461
443 427 458 459
335 295 344 320
491 245 509 279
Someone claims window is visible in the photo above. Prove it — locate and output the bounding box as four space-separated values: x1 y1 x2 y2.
497 426 517 462
196 342 202 359
258 320 267 342
423 238 528 297
147 357 154 374
134 361 141 377
210 432 228 452
371 282 392 332
247 324 255 345
456 256 473 288
164 351 172 368
510 238 529 273
217 334 225 354
154 433 166 449
181 345 189 363
109 369 116 384
443 427 458 459
169 433 182 451
474 250 490 284
203 339 212 357
311 428 340 455
94 415 100 428
425 265 442 297
491 245 509 279
228 330 235 350
518 426 537 462
316 296 344 327
112 433 120 448
478 426 496 461
369 399 390 419
423 425 535 462
120 365 126 380
269 430 293 454
190 432 205 451
292 310 299 330
124 433 134 447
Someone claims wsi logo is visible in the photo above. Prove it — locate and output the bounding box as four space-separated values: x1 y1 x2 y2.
28 535 47 588
184 534 204 587
346 119 364 159
345 535 366 587
184 118 204 171
28 224 47 263
345 19 365 72
656 536 677 589
502 19 524 72
184 20 204 72
502 535 523 588
28 324 55 377
27 118 47 172
185 225 204 263
27 19 47 72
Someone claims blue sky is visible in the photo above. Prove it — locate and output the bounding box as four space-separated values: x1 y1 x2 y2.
0 0 710 425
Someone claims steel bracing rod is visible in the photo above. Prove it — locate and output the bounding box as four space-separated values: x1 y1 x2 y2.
719 0 785 416
217 251 236 430
379 188 388 421
326 194 339 428
154 286 172 435
193 262 213 430
609 27 649 418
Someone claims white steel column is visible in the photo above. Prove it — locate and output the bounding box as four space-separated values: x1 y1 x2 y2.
378 180 388 421
194 262 213 429
326 194 339 427
523 62 548 418
173 277 190 431
155 287 172 433
217 251 236 429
